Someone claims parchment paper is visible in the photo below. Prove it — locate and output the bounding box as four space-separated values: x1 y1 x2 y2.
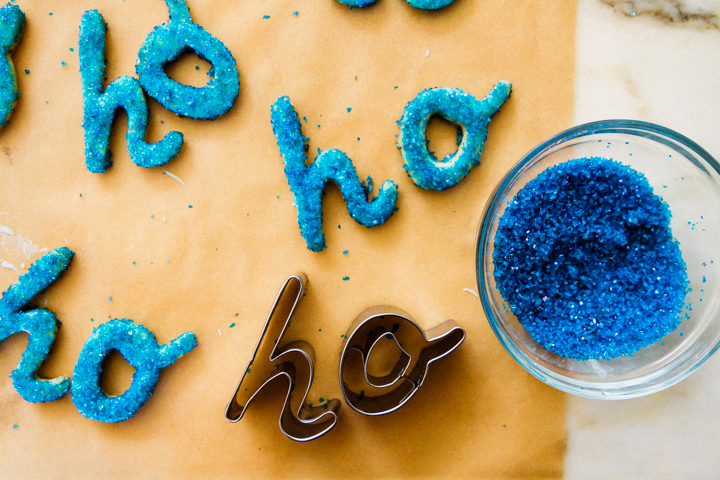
0 0 574 478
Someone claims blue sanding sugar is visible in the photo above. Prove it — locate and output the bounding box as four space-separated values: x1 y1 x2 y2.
493 157 688 360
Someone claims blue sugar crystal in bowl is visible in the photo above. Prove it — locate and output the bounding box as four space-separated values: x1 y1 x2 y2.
476 120 720 399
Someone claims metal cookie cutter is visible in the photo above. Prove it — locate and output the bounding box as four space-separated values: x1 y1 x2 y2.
339 306 466 416
225 274 340 442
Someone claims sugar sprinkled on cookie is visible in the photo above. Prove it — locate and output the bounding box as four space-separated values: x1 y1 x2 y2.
398 83 511 191
136 0 239 120
271 95 398 252
0 247 74 403
79 9 183 173
493 157 688 360
71 319 197 423
0 3 25 129
337 0 456 10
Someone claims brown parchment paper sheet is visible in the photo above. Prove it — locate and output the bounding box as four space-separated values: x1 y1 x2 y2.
0 0 575 478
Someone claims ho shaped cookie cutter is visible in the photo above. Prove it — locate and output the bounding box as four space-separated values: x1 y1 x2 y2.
225 273 466 440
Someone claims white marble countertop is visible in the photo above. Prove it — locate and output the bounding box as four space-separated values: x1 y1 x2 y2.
567 1 720 478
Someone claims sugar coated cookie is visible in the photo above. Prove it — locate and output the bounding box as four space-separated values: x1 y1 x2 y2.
337 0 456 10
80 9 184 173
406 0 455 8
0 247 74 403
136 0 239 120
336 0 377 7
71 319 197 423
0 3 24 129
271 95 399 252
398 82 511 191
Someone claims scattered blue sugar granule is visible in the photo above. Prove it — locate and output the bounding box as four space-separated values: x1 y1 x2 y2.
493 157 688 360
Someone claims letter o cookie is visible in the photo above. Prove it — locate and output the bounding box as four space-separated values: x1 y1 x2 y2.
137 0 239 120
71 319 197 423
398 82 511 191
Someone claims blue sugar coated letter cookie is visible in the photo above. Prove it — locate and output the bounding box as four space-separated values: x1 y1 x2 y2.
398 82 511 191
271 95 398 251
80 10 183 173
337 0 455 10
0 248 74 403
337 0 378 6
493 157 689 360
0 3 24 129
136 0 239 120
71 319 197 423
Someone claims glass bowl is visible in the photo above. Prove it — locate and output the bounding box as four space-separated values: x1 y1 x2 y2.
476 120 720 399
